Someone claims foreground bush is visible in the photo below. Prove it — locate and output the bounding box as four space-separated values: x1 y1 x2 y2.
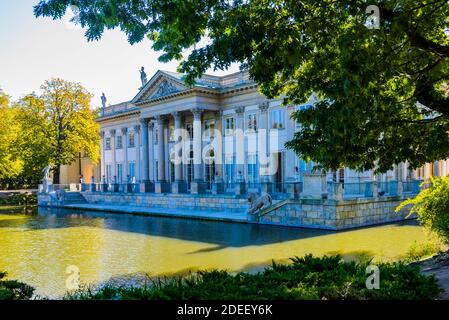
397 176 449 244
0 272 34 300
66 255 441 300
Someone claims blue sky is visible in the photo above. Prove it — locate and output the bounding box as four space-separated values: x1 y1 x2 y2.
0 0 239 107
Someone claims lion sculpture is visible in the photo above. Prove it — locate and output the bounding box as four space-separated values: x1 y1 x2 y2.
247 192 272 214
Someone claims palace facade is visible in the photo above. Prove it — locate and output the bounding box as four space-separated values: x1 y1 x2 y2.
97 69 445 195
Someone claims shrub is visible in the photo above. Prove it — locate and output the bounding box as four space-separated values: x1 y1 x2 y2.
65 255 441 300
397 176 449 244
0 192 37 206
0 272 35 300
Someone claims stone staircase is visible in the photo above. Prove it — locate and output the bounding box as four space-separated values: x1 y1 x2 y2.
64 192 87 204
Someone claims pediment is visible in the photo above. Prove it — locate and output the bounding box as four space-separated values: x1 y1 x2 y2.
131 71 189 104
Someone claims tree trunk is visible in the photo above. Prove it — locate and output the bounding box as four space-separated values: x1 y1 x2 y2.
53 165 61 185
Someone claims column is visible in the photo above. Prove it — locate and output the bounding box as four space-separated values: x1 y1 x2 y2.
191 108 205 194
155 115 169 193
100 130 105 183
258 102 272 193
235 106 246 195
140 119 149 181
171 112 186 193
109 129 117 182
192 108 203 181
148 122 155 181
121 127 128 182
134 124 141 182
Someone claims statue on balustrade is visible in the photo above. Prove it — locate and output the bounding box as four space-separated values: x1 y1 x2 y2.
140 66 148 87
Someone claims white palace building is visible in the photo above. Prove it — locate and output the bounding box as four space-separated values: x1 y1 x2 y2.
37 68 449 230
97 68 433 195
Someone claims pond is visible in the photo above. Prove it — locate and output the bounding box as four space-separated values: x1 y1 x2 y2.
0 206 432 298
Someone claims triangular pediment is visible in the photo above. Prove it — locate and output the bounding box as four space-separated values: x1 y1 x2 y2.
131 71 189 104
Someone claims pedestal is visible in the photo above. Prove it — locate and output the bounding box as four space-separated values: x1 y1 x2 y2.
302 173 327 198
190 181 207 194
155 181 170 194
113 183 119 192
285 178 300 199
211 181 224 195
234 181 246 196
90 184 97 192
140 181 155 193
102 183 108 192
171 181 187 194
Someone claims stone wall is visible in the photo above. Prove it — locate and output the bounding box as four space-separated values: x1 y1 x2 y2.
82 192 250 213
258 196 416 230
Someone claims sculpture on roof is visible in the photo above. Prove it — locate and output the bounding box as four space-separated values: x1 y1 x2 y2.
101 93 107 109
140 66 148 87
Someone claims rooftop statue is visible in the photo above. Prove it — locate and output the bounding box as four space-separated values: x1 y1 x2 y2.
140 66 148 87
101 93 107 109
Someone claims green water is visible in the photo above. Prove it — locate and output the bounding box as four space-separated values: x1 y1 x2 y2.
0 206 433 298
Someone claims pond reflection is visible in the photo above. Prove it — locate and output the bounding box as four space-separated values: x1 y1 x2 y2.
0 207 430 298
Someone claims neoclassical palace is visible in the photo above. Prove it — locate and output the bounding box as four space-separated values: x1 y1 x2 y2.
97 69 447 195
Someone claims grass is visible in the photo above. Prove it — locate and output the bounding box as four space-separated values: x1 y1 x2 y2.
64 254 442 300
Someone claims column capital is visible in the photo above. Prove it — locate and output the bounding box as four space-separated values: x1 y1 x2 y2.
192 108 203 120
148 121 155 129
172 111 181 119
109 129 116 136
134 124 141 132
155 115 167 124
121 127 128 135
140 118 149 128
235 106 245 116
259 102 269 113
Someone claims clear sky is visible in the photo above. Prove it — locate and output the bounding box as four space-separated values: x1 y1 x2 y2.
0 0 239 107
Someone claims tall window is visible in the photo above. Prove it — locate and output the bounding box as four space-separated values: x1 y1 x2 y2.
204 120 215 139
170 162 175 182
187 149 194 186
117 163 123 183
225 117 235 135
155 161 159 181
271 109 285 129
247 154 259 186
128 132 135 148
225 155 235 184
116 136 123 149
105 137 111 150
247 113 257 132
128 162 135 181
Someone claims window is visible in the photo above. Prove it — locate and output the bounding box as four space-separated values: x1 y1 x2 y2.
204 120 215 139
155 161 159 181
225 117 235 135
128 162 135 181
225 155 236 184
117 163 123 183
295 105 312 130
247 113 257 132
105 137 111 150
247 154 259 185
128 132 135 148
169 126 175 142
271 109 285 129
186 123 193 140
116 136 123 149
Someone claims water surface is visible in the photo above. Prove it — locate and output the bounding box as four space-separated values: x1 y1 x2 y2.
0 207 432 298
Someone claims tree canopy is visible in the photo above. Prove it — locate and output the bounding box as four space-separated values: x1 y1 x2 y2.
34 0 449 172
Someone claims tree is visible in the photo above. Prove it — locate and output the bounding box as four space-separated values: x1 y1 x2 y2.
16 79 99 184
34 0 449 173
0 89 23 187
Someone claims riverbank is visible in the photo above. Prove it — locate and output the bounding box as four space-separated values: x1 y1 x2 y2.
416 252 449 299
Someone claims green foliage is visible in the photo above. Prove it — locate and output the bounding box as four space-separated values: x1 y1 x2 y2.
65 255 441 300
0 89 24 183
0 81 99 188
0 192 37 206
34 0 449 173
0 272 35 300
397 176 449 244
405 240 443 263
